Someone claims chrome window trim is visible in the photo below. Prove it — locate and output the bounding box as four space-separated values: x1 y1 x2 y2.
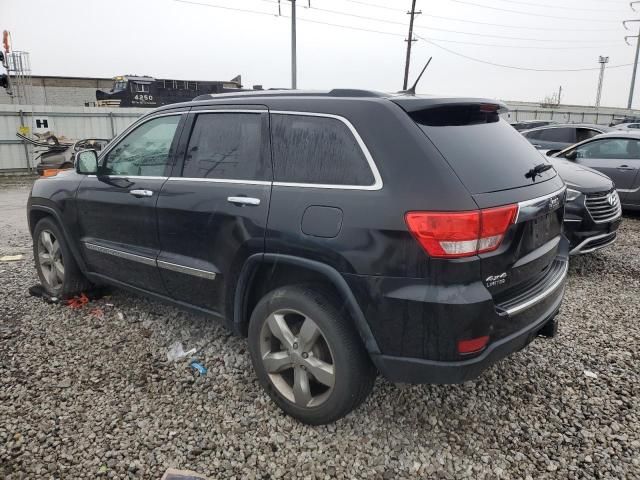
504 260 568 316
190 109 267 114
269 110 383 191
84 242 156 267
515 186 567 224
167 177 271 186
88 175 169 180
157 260 217 280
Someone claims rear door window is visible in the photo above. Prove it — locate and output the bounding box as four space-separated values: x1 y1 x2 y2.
182 112 269 181
411 105 556 194
537 127 576 143
271 114 375 186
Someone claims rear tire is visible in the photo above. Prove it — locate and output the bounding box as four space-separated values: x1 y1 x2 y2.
33 217 90 299
248 285 376 425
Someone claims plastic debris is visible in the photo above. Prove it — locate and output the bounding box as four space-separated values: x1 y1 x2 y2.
190 361 208 375
0 254 23 261
166 341 197 362
584 370 598 379
90 307 104 319
117 312 124 321
66 293 89 309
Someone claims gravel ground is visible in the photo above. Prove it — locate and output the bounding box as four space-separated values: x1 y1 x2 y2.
1 181 639 479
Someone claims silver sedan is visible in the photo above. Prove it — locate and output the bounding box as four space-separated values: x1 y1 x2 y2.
551 131 640 210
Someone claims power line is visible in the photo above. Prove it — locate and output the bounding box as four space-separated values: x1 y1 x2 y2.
417 35 633 71
448 0 623 23
303 3 622 43
173 0 632 70
493 0 625 12
414 13 619 32
343 0 621 32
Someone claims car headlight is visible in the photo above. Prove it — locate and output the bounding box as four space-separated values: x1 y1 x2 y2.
566 188 581 202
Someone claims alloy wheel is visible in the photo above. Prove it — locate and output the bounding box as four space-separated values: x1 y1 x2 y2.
259 309 335 408
37 230 64 290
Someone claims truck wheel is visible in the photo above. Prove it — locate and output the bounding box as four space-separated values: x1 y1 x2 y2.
248 285 376 425
33 217 90 299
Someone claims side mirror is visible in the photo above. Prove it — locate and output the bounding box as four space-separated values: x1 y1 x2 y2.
564 150 578 161
546 149 560 157
76 149 98 174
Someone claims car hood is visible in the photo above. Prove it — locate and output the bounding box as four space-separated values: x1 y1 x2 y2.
548 158 613 192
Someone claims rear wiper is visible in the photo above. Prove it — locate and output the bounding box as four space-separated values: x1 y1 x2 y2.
525 163 553 180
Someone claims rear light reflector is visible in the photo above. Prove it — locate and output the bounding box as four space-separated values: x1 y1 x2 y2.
405 204 518 258
458 335 490 354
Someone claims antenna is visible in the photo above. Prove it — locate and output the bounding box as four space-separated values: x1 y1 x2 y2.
398 57 432 95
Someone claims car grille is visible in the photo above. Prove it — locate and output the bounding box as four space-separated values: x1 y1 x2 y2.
585 190 621 223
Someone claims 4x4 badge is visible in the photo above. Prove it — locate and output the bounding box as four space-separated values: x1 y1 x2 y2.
485 272 508 287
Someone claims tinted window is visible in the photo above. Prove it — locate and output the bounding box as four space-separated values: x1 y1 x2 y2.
271 114 375 186
182 113 267 180
412 109 556 194
537 127 575 143
576 138 640 160
576 128 600 142
103 115 180 176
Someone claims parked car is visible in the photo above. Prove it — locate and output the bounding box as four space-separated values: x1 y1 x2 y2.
545 156 621 254
609 115 640 127
28 90 569 424
551 131 640 211
521 123 613 152
33 138 110 175
612 122 640 131
510 120 557 132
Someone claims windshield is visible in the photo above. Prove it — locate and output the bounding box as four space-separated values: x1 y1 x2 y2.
112 80 127 91
411 105 557 194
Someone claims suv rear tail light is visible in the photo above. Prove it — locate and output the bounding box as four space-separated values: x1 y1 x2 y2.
405 204 518 258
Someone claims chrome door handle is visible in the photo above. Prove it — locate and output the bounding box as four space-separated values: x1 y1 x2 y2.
129 189 154 197
617 165 635 170
227 196 260 206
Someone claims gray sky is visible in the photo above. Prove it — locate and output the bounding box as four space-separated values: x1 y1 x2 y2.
2 0 637 107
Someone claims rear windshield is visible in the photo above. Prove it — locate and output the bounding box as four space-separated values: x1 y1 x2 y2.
411 105 556 194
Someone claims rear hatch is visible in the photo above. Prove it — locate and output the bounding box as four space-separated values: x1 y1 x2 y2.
396 98 566 302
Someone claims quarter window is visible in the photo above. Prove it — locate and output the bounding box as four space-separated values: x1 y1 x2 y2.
102 115 180 176
271 114 375 186
182 113 268 180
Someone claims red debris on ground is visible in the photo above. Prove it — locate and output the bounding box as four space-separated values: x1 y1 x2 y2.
66 293 89 309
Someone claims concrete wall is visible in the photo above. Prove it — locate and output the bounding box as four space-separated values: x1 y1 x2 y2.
502 100 640 125
0 104 146 172
0 76 113 107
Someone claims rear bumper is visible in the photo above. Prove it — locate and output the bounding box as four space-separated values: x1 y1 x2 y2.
370 292 562 384
344 253 568 384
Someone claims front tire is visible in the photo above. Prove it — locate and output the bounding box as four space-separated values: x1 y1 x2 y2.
248 285 376 425
33 217 90 298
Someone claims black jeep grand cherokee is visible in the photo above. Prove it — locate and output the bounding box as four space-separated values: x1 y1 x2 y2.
28 90 568 424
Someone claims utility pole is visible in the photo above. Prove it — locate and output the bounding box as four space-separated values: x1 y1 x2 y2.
290 0 297 89
402 0 421 91
624 12 640 108
595 56 609 108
